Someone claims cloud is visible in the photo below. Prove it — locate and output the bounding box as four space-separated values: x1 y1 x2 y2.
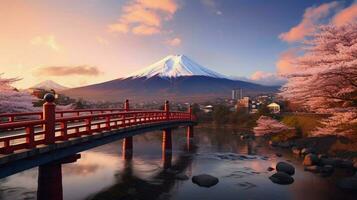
250 71 287 86
165 37 181 46
276 48 299 75
279 2 340 42
201 0 222 15
132 25 160 35
96 36 109 46
34 66 101 76
108 0 179 35
332 2 357 26
30 35 60 51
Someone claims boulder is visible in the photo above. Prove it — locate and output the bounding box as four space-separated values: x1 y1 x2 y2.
192 174 219 188
354 160 357 170
269 140 278 147
267 167 275 171
291 147 301 155
276 162 295 175
301 148 315 156
337 177 357 191
318 154 328 159
303 154 319 166
304 165 321 173
320 165 334 177
320 158 340 166
175 173 189 180
338 160 354 169
276 153 282 157
277 142 291 148
269 172 294 185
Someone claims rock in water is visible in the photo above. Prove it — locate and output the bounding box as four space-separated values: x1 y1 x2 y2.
269 172 294 185
291 147 301 155
267 167 275 171
192 174 219 187
320 165 334 177
337 177 357 191
276 162 295 175
175 173 189 180
304 165 321 173
303 154 319 166
276 153 282 157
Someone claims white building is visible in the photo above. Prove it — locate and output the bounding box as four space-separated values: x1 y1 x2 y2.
267 102 280 113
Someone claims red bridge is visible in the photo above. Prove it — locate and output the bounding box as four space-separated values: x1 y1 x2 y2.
0 94 196 178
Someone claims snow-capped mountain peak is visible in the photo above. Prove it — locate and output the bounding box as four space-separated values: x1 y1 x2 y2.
127 54 228 79
31 80 69 91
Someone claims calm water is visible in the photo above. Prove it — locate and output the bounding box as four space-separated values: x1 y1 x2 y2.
0 127 356 200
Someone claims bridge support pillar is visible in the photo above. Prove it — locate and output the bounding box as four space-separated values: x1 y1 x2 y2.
162 129 172 169
187 125 194 138
38 163 63 200
162 129 172 151
37 154 80 200
122 137 133 160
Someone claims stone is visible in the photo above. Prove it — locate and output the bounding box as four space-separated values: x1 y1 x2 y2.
318 154 328 159
269 172 294 185
338 160 354 169
301 148 314 156
303 154 319 166
267 167 275 171
304 165 321 173
353 160 357 170
320 158 340 166
320 165 334 177
277 142 291 148
291 147 301 155
276 162 295 175
276 153 282 157
192 174 219 188
337 177 357 191
269 140 278 147
175 173 189 180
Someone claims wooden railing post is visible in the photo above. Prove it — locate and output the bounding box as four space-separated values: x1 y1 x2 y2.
26 126 35 148
164 100 169 120
122 99 133 156
43 93 56 144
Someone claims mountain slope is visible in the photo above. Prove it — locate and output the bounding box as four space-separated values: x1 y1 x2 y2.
127 54 227 79
31 80 68 91
63 55 279 103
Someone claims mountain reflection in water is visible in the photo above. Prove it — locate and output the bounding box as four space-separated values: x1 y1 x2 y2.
0 128 356 200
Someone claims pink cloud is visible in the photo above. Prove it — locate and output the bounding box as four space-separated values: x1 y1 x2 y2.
34 66 101 76
332 3 357 26
279 2 339 42
132 25 160 35
250 71 286 86
165 37 181 46
108 0 179 36
276 49 299 75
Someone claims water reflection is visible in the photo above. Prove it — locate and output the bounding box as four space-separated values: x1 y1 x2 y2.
0 127 357 200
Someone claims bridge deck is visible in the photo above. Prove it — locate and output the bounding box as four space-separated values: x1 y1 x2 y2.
0 119 195 178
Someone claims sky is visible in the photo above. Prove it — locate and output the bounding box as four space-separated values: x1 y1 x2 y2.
1 0 356 88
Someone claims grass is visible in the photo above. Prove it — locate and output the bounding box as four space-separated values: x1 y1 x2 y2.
281 113 326 137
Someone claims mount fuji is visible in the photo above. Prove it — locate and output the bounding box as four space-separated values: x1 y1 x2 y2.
63 55 278 102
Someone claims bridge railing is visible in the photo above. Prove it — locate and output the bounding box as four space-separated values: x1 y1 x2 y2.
0 108 145 124
0 97 193 154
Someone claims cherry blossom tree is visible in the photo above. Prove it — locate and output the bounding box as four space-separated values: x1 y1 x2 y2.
254 116 293 136
279 23 357 135
0 74 35 113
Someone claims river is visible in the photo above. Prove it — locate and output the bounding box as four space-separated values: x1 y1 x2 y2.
0 127 356 200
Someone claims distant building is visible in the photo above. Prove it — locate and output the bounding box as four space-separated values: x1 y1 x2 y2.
202 105 213 113
236 96 250 112
231 88 243 100
267 102 280 113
